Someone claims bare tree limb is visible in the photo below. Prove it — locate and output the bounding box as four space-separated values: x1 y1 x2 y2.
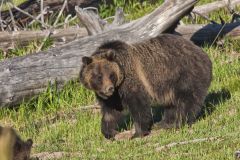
76 7 104 35
155 137 222 152
112 8 125 26
55 15 77 28
37 0 68 52
28 7 49 26
7 2 50 28
31 151 82 160
0 27 88 45
7 3 18 31
192 11 218 24
0 0 5 31
40 0 44 24
53 0 68 27
193 0 240 15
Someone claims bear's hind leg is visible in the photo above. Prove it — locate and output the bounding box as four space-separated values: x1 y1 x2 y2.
157 104 185 129
157 100 202 129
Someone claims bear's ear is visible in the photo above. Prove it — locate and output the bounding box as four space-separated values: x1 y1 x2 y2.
82 56 92 65
26 139 33 147
103 50 116 61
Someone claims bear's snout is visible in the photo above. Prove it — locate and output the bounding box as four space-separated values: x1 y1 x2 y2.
104 85 114 95
98 85 114 99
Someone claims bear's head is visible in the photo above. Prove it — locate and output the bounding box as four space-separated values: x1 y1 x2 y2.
0 126 33 160
80 49 124 99
14 137 33 160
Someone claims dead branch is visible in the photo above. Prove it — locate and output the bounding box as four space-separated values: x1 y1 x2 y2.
0 27 88 48
40 0 44 24
7 2 50 28
191 11 218 24
155 137 222 152
193 0 240 15
76 7 104 35
0 0 5 31
53 0 68 27
112 8 125 26
31 151 82 160
1 22 240 50
37 0 68 52
0 0 102 30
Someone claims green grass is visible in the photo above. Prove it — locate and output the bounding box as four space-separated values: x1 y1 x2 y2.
1 0 240 159
0 0 26 11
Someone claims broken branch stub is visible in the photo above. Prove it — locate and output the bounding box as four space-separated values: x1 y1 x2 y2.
76 7 104 35
112 8 125 26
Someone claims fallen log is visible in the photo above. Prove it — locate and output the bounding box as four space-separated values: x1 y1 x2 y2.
0 27 87 43
1 22 240 49
1 0 240 46
0 27 88 49
193 0 240 15
0 0 197 107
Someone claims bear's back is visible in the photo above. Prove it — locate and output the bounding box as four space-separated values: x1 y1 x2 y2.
131 34 210 68
126 34 211 83
118 34 212 103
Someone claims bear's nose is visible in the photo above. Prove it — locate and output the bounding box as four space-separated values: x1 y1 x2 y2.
106 86 114 93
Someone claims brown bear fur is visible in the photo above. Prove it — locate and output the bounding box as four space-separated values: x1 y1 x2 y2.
79 34 212 139
0 126 33 160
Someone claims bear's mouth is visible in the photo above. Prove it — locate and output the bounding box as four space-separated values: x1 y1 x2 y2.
97 92 113 99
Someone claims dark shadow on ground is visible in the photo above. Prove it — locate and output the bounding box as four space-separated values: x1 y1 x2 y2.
175 22 240 46
198 88 231 119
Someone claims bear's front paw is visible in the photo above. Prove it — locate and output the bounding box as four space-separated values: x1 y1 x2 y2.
103 130 119 139
131 131 150 139
114 130 134 140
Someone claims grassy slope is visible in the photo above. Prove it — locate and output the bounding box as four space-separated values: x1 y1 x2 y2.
0 0 240 159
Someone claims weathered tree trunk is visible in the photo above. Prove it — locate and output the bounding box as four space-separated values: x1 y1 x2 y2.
0 0 198 107
0 27 88 43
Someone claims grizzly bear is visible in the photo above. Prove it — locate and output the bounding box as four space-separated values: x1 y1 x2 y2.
0 126 33 160
79 34 212 139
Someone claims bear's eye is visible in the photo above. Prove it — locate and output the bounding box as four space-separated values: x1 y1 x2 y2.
97 75 102 81
110 73 115 82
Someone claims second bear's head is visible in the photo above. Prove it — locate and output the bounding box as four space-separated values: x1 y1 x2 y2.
80 48 124 99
